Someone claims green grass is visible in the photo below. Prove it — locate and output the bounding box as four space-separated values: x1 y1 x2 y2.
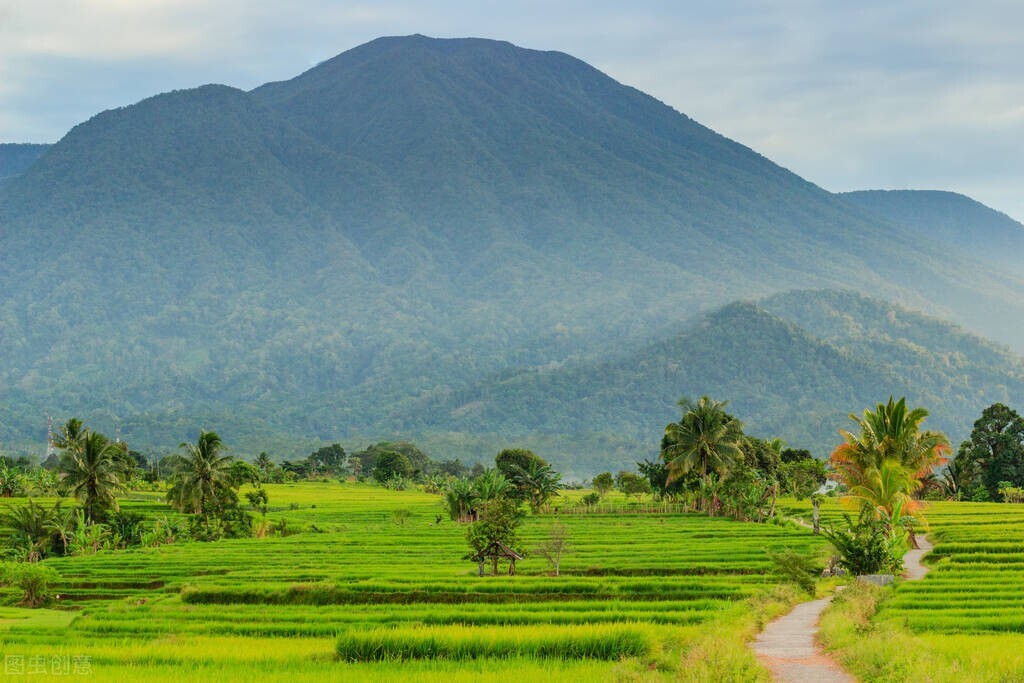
784 497 1024 681
0 484 826 680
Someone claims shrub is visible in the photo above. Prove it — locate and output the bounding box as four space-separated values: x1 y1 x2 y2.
4 562 61 607
580 492 601 506
767 548 819 595
823 513 903 575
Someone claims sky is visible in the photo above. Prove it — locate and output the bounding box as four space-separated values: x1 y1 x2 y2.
1 0 1022 220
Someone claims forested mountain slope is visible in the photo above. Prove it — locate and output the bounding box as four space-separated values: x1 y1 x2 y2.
0 36 1021 469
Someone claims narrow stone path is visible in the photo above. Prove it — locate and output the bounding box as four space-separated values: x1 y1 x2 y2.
751 534 933 682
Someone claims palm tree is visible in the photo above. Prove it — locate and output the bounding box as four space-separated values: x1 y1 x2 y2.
1 500 56 561
60 430 127 522
844 459 919 530
509 460 562 513
53 417 87 451
832 397 950 483
47 501 79 556
166 431 234 516
661 396 745 513
473 469 511 505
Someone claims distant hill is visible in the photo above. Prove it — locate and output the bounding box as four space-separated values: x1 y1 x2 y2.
396 290 1024 474
841 190 1024 272
1 36 1022 470
0 143 49 181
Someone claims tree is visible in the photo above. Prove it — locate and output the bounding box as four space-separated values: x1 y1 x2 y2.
473 469 511 504
60 430 127 522
444 478 478 522
0 461 26 498
495 448 547 502
592 472 614 499
465 497 523 576
832 397 950 484
52 418 86 451
955 403 1024 500
508 459 561 513
372 450 412 483
1 500 57 561
255 452 274 473
616 472 651 502
166 431 234 516
307 444 347 476
828 398 948 566
661 396 744 512
533 522 571 577
780 458 827 500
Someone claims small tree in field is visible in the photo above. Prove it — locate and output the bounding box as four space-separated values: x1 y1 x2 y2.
592 472 614 499
466 497 523 575
617 472 651 502
533 522 571 576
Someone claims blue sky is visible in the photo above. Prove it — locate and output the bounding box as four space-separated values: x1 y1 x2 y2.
2 1 1022 220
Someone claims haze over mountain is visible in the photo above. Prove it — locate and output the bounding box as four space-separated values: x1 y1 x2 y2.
0 35 1021 472
0 144 50 184
398 290 1024 473
841 190 1024 273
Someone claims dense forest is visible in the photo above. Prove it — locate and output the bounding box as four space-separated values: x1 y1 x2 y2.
2 36 1024 475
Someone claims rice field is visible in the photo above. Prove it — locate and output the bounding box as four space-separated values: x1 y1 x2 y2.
0 483 823 681
786 498 1024 682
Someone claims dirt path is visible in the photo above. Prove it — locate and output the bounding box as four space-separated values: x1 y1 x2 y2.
751 534 933 682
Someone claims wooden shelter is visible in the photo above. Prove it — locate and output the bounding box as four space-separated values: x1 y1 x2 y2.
471 541 523 576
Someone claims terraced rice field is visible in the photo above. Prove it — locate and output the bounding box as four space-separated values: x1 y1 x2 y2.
0 484 822 681
784 498 1024 681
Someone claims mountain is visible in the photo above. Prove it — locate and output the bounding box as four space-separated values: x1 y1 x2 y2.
841 190 1024 273
402 290 1023 474
1 35 1022 469
0 143 49 183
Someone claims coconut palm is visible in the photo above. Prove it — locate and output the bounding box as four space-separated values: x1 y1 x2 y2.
661 396 745 512
844 459 920 529
832 397 950 483
166 431 234 516
60 430 127 522
52 417 87 451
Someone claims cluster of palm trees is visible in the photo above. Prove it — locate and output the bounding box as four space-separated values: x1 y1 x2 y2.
831 398 949 536
659 396 785 521
826 397 949 571
443 462 562 522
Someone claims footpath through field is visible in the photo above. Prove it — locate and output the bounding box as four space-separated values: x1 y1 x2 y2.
751 536 933 682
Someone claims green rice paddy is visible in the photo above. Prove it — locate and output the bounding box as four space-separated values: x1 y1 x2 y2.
0 483 822 681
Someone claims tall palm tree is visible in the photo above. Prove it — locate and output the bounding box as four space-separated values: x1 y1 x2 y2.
53 417 87 451
60 430 127 522
832 397 950 482
166 431 234 516
661 396 745 512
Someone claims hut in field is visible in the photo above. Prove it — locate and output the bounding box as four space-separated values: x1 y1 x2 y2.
470 541 523 576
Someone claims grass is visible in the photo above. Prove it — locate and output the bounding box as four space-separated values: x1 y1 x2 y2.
0 483 827 680
787 497 1024 682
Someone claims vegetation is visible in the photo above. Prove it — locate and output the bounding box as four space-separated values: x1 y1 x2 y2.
825 397 949 574
0 481 826 680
